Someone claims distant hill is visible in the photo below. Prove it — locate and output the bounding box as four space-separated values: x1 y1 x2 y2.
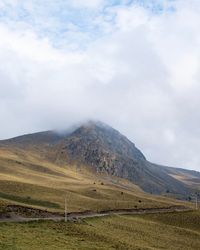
0 121 199 199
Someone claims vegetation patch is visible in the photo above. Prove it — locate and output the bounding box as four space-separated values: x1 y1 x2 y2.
0 211 200 249
0 192 60 209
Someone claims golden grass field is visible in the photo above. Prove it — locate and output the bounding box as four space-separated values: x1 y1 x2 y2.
0 147 191 213
0 146 199 250
0 210 199 250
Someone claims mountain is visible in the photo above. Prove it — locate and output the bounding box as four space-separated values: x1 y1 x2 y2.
0 121 199 199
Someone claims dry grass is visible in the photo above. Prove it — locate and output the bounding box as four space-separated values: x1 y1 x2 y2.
0 147 191 213
0 147 198 250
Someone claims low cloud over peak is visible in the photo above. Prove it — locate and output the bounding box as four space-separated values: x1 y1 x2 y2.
0 0 200 171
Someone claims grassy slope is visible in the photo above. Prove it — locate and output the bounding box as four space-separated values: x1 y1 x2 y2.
168 169 200 191
0 211 200 250
0 147 190 213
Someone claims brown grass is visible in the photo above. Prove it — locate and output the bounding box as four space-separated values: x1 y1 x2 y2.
0 147 191 213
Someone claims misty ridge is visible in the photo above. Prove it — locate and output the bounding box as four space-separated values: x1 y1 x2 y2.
1 120 200 200
0 1 200 173
0 1 200 250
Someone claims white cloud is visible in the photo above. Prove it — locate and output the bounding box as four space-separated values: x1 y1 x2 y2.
68 0 104 8
1 0 200 171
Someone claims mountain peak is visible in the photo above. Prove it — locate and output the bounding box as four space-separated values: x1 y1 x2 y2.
73 120 113 131
69 120 146 161
0 121 196 196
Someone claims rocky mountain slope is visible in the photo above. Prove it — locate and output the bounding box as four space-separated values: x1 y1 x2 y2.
1 121 199 198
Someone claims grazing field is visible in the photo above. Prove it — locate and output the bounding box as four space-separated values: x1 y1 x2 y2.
0 148 190 213
0 137 199 250
0 211 199 250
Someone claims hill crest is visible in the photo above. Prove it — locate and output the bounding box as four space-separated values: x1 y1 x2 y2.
0 121 199 198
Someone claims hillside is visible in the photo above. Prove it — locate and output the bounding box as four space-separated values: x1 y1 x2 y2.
0 121 199 202
1 211 200 250
0 146 187 214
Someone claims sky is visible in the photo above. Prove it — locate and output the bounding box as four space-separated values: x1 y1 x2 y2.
0 0 200 171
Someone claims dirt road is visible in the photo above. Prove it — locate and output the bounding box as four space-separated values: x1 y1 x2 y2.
0 205 192 223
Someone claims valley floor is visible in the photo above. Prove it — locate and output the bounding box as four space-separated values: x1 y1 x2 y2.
0 210 200 250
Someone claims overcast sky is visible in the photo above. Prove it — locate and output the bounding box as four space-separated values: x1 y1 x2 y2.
0 0 200 171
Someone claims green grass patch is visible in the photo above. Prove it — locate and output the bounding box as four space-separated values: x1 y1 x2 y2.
0 192 60 209
0 211 200 250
